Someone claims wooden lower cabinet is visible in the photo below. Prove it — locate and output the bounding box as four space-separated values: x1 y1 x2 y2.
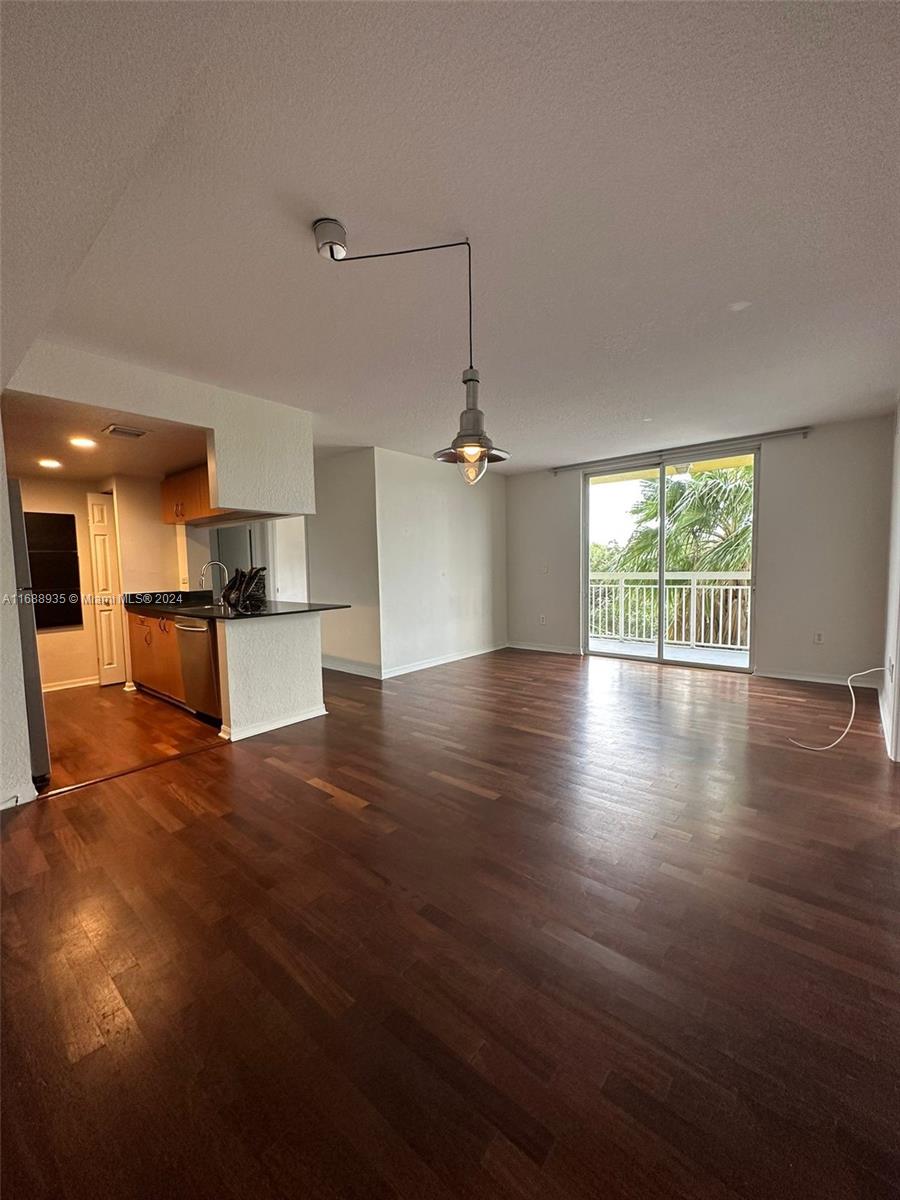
128 613 186 704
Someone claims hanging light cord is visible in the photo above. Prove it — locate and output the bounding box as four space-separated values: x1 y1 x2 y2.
339 238 473 369
788 666 885 751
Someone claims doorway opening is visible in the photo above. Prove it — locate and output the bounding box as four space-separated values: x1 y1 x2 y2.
585 453 755 670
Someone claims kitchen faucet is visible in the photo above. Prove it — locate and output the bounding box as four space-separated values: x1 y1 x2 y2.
199 560 229 596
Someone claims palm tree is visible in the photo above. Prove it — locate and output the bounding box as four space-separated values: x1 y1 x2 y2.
613 466 753 573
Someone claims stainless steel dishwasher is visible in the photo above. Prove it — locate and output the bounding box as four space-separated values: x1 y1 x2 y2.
173 617 221 718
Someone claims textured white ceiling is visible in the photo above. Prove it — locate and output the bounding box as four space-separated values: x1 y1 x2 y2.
4 3 899 472
0 2 244 388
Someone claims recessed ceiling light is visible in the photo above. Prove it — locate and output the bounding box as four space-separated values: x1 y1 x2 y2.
727 301 752 312
642 417 653 422
38 458 62 469
69 436 96 449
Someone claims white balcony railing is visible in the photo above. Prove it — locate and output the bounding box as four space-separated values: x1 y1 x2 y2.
589 572 752 650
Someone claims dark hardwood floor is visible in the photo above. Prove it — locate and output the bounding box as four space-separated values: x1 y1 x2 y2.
42 682 222 793
3 650 898 1199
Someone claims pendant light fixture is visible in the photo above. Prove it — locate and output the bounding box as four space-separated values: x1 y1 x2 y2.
313 218 508 484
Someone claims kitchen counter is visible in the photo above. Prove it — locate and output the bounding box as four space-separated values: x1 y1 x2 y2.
124 592 349 621
124 590 343 742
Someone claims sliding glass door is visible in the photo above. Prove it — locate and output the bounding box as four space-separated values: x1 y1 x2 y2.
585 451 755 670
586 467 660 659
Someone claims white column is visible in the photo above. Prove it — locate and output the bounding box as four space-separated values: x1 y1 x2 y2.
218 613 326 742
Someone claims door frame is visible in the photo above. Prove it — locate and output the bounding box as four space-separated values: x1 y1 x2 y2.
581 445 759 674
581 466 666 667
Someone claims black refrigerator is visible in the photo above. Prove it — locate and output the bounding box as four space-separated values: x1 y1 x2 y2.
7 478 51 789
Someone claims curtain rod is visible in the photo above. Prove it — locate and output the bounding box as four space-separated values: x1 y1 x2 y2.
550 426 810 475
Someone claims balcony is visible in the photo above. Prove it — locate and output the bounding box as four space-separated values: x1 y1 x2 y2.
588 572 751 668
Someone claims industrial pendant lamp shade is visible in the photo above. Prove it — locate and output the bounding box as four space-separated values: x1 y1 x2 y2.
433 368 509 486
313 218 509 484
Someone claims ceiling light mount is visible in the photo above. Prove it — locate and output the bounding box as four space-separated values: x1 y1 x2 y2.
313 217 349 260
313 217 508 483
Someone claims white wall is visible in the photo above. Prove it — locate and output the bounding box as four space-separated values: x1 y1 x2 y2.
754 415 892 684
374 449 507 676
1 410 34 806
108 475 180 592
307 447 508 678
176 524 212 590
18 476 102 690
879 409 900 758
273 516 308 602
306 449 382 674
506 468 582 652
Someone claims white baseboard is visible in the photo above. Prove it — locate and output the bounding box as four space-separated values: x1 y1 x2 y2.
321 655 383 679
123 681 137 693
220 704 328 742
507 642 582 656
381 643 509 679
324 644 509 681
877 685 896 761
41 675 100 693
754 669 879 689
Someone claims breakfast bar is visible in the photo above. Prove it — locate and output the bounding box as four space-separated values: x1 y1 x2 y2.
124 591 350 740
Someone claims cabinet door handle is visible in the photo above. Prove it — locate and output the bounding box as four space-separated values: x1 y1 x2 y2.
144 631 152 646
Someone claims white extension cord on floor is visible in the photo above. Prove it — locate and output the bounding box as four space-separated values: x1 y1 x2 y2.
788 666 885 751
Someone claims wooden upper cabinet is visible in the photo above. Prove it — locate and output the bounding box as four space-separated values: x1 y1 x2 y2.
160 464 229 525
160 472 184 524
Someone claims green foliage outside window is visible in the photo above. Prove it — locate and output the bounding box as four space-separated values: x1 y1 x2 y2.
590 466 753 574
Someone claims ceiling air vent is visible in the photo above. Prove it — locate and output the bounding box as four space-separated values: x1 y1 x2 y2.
101 423 148 439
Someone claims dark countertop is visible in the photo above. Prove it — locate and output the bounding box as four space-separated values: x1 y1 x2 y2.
124 592 349 621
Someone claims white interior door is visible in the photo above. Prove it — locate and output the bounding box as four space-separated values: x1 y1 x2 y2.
87 492 126 685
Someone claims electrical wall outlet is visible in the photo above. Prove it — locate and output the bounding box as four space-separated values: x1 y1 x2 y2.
540 614 546 626
813 631 824 645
